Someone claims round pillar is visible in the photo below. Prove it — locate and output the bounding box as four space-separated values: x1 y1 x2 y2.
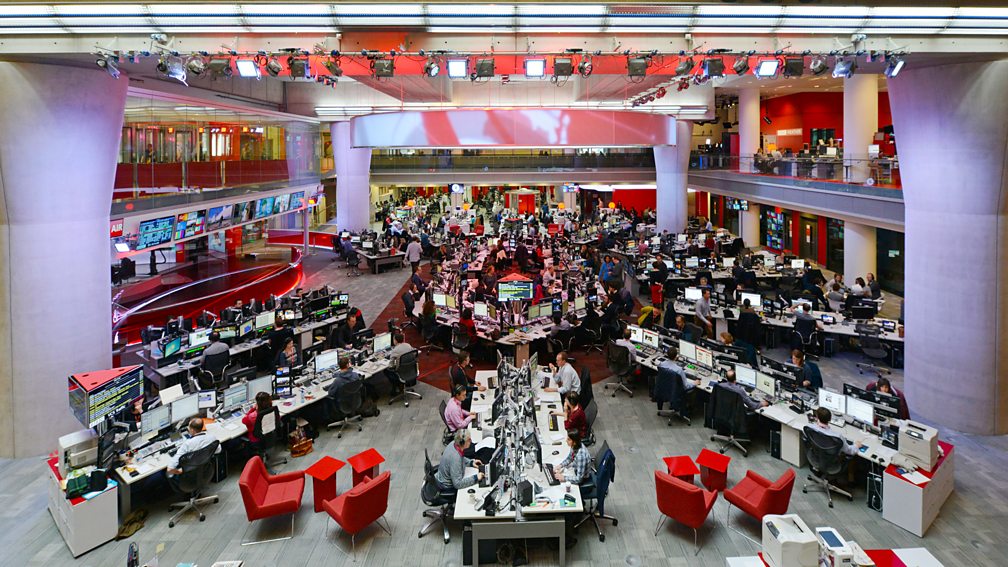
654 121 694 233
738 86 760 173
330 121 371 231
842 222 876 281
843 73 878 183
740 203 761 248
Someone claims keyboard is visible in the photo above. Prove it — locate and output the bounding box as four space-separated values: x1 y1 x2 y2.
135 439 171 460
544 463 561 486
479 466 490 487
549 414 559 432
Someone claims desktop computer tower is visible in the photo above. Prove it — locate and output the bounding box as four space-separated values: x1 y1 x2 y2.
462 526 497 566
769 426 782 459
866 472 883 512
212 451 228 483
887 344 904 369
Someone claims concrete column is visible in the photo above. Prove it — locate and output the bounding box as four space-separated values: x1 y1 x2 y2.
842 221 876 281
330 121 371 231
0 63 128 457
889 60 1008 434
654 120 694 233
738 86 760 173
740 203 761 248
843 73 878 183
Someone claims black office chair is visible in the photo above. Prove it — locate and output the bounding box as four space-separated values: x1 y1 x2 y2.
791 318 822 354
706 383 753 456
450 323 471 354
654 363 692 426
419 448 456 543
251 407 287 471
437 399 454 445
855 324 890 375
388 349 423 407
198 350 231 392
735 311 763 348
579 366 594 408
583 399 599 447
401 293 418 330
345 249 363 277
802 425 854 507
575 448 617 542
327 381 364 438
420 317 445 352
579 319 605 354
604 341 634 398
167 439 220 528
547 329 574 356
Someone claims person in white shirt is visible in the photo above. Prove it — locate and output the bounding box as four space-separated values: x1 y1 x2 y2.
545 351 581 399
812 407 861 456
404 236 423 270
167 418 220 477
614 327 638 366
542 265 557 288
694 288 713 337
704 218 713 231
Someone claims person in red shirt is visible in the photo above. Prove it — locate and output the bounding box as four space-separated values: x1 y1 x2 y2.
458 307 478 343
551 392 588 439
241 391 273 443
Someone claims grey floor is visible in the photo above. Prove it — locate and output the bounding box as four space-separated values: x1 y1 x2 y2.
6 250 1003 566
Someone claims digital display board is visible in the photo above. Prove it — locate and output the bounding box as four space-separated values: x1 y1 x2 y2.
290 191 305 209
174 210 206 240
255 197 275 219
68 366 143 428
275 194 291 213
137 216 176 249
498 281 534 301
207 205 232 230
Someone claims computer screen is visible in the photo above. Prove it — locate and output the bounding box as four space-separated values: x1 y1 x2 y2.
826 146 838 157
722 257 735 268
433 293 447 307
678 340 697 362
685 287 703 301
677 234 687 243
574 296 586 311
373 332 392 352
446 295 457 309
137 216 176 249
331 293 350 308
174 210 206 240
818 388 846 415
281 309 298 322
189 329 211 348
695 346 714 369
498 281 534 301
222 383 247 411
140 404 172 436
247 375 273 400
734 364 757 388
685 257 699 268
740 292 762 309
663 260 676 270
790 259 805 269
67 366 144 428
239 319 255 338
315 349 342 372
626 240 636 249
362 241 374 250
254 310 276 330
642 329 660 349
628 325 644 344
474 302 489 318
756 372 777 397
217 326 237 340
197 390 217 409
846 396 875 424
821 314 836 324
163 336 182 357
171 393 200 424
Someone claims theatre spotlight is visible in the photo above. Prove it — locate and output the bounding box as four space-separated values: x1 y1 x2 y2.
832 58 857 78
884 56 905 78
675 57 695 77
324 57 344 77
265 57 283 77
157 56 188 85
732 56 749 75
186 56 207 77
578 54 593 77
809 57 829 76
96 54 120 79
423 56 440 77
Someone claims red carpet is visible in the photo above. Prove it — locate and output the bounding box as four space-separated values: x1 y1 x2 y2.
368 265 648 393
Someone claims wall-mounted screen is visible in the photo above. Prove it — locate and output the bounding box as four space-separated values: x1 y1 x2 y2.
174 210 206 240
136 216 176 249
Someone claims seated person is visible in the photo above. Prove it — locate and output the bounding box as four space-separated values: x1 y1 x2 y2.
166 418 220 480
328 312 360 349
866 377 910 420
548 312 572 337
794 302 824 329
434 430 484 491
826 283 846 312
866 272 882 299
553 431 591 484
812 407 861 455
268 316 294 356
449 351 485 411
241 392 273 444
719 370 769 410
638 305 661 329
458 307 478 344
791 349 823 390
551 392 588 439
443 385 475 432
274 337 301 369
659 345 700 392
198 331 230 368
615 285 634 316
325 356 361 401
385 332 414 395
613 327 638 366
544 351 581 400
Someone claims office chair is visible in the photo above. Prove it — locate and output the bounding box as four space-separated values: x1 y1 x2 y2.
579 366 594 408
345 248 363 277
251 407 287 472
685 323 705 343
167 439 220 528
575 448 617 542
655 363 692 426
388 349 423 407
791 318 821 354
707 383 753 457
801 425 854 507
450 323 470 354
855 324 890 375
579 319 605 354
437 399 454 445
328 381 365 438
198 351 231 392
547 329 573 356
419 448 456 543
420 317 445 351
400 294 418 330
734 311 763 348
604 342 634 398
583 399 599 447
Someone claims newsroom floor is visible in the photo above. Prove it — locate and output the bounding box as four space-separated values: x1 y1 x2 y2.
3 252 1005 566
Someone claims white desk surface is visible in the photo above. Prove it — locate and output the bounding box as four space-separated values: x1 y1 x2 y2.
726 547 944 567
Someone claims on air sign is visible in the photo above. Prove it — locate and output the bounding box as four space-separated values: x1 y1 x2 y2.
110 218 124 238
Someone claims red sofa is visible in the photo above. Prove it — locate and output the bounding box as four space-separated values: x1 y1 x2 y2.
238 456 306 544
724 468 796 523
324 471 392 552
654 470 718 555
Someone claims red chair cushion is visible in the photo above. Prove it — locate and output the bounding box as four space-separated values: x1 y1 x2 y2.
655 470 717 530
238 456 306 522
725 468 795 521
324 471 391 536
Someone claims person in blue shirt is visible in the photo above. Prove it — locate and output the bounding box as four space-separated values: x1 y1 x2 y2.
598 255 614 283
791 349 823 390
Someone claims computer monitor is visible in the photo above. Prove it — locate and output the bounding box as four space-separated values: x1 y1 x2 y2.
574 296 586 311
474 302 489 318
247 375 273 400
821 314 836 324
170 393 200 424
846 396 875 424
790 259 805 270
163 336 182 358
159 383 185 405
734 364 757 388
722 257 735 268
695 346 714 369
881 320 897 332
216 326 237 340
315 348 341 372
851 305 876 320
433 292 447 307
868 144 880 158
740 292 762 309
141 404 172 436
239 318 256 340
255 310 276 331
362 241 374 250
628 325 644 344
373 332 392 352
641 329 660 349
626 239 636 249
663 260 676 270
818 388 846 415
684 287 703 301
498 280 534 301
222 383 248 411
677 233 687 243
678 340 697 362
446 295 457 309
825 146 838 157
189 328 211 348
756 372 777 397
197 390 217 409
281 309 298 322
685 257 699 268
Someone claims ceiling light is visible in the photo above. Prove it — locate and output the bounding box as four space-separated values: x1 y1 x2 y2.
884 57 905 78
525 58 546 78
578 55 593 77
783 58 804 78
96 54 120 79
265 57 283 77
809 57 829 76
832 58 857 78
732 56 749 75
156 56 187 85
627 57 648 78
675 57 695 77
553 57 572 78
288 56 311 79
423 57 439 77
186 57 207 77
447 59 468 79
235 59 260 78
474 58 495 78
207 57 232 78
754 59 780 78
373 58 395 78
702 58 724 78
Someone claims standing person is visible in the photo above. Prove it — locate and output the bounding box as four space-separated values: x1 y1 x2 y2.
694 288 714 338
405 236 423 272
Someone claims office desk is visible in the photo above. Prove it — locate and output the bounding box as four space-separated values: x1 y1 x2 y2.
882 442 955 537
276 354 392 417
358 250 405 274
726 547 944 567
47 458 118 557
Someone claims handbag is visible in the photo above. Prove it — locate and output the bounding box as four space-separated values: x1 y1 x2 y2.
287 424 314 458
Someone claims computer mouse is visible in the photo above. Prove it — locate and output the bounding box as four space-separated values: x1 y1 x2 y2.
467 488 475 494
552 450 559 455
480 394 486 400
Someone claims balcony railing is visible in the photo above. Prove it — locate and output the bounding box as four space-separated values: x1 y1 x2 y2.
369 152 656 172
689 153 902 194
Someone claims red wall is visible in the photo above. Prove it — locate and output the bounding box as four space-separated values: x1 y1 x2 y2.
611 189 656 213
759 92 892 152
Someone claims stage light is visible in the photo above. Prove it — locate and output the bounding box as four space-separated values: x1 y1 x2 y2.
525 58 546 78
884 57 904 78
288 56 311 79
207 57 232 78
265 57 283 77
157 56 187 85
324 57 343 77
474 58 494 78
423 57 439 77
627 57 648 78
235 59 260 78
809 57 829 76
675 57 695 76
702 58 724 78
186 57 207 77
608 202 616 209
373 58 395 77
832 58 857 78
732 56 749 75
578 54 593 77
783 58 804 78
763 115 772 125
553 57 572 78
96 54 120 79
447 59 468 79
754 59 779 78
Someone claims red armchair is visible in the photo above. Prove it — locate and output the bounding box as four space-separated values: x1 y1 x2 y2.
654 470 718 555
323 471 392 554
238 456 306 545
724 468 796 527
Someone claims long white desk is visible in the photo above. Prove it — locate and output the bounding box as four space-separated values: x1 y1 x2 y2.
726 547 944 567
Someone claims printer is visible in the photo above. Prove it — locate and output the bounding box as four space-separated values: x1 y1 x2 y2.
816 527 853 566
57 428 98 477
899 420 939 470
762 514 818 567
